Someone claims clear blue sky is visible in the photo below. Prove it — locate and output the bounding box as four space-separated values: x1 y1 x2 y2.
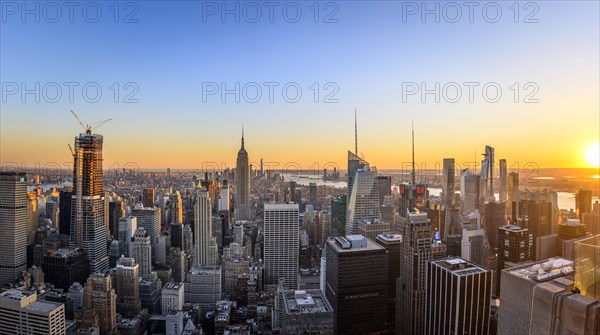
1 1 599 169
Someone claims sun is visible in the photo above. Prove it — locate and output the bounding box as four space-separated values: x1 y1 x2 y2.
585 143 600 167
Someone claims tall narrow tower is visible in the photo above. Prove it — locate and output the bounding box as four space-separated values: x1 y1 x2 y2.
70 132 109 274
235 127 251 220
194 189 212 266
0 172 27 286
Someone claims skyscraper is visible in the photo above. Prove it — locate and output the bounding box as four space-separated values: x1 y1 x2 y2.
460 169 480 215
219 180 230 212
235 128 251 220
330 195 346 237
193 189 212 266
575 234 600 301
375 233 402 333
346 166 380 235
70 132 109 274
576 188 593 220
115 257 141 317
499 159 507 202
143 188 155 208
507 172 520 217
496 225 535 296
397 211 447 335
118 216 137 258
170 191 183 224
442 158 455 207
325 235 387 334
59 188 73 236
0 172 27 286
425 257 492 335
131 206 161 262
480 145 494 201
264 203 299 290
309 182 317 208
377 175 392 206
132 227 152 276
83 273 117 334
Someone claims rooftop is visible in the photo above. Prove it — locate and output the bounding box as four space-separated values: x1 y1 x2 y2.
506 257 574 283
432 257 490 276
283 290 332 314
330 235 384 253
500 225 528 232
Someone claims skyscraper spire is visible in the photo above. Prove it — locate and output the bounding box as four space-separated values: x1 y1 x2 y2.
354 109 358 155
412 122 416 185
241 124 245 149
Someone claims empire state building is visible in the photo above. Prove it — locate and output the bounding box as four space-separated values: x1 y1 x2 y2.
234 128 251 220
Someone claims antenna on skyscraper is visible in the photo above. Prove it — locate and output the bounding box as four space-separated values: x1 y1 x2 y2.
412 121 416 185
354 109 358 155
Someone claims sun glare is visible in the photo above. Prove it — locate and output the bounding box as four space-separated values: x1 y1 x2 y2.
585 143 600 167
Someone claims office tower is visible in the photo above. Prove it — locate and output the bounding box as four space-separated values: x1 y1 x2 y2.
170 191 183 224
118 216 137 257
480 145 494 200
184 265 222 312
461 216 485 266
108 197 124 240
162 282 184 314
139 272 162 314
46 201 59 227
0 290 65 334
484 201 506 251
234 128 251 220
309 182 317 208
83 273 117 334
108 240 120 268
576 188 593 220
346 166 380 235
330 195 346 237
557 218 587 258
377 176 392 206
115 257 141 317
131 206 160 262
219 180 230 212
26 191 37 245
325 235 387 334
507 172 519 217
398 182 430 219
496 225 535 296
222 255 250 296
0 172 27 286
280 289 334 335
518 199 553 238
59 189 73 236
234 221 244 245
131 227 152 276
497 258 574 335
142 188 155 208
575 235 600 300
425 257 492 335
42 248 89 290
583 201 600 235
70 131 109 274
499 159 507 202
357 219 390 241
264 203 300 290
442 158 455 207
375 233 402 333
398 212 447 335
531 276 600 335
460 169 480 215
347 151 368 201
193 189 212 266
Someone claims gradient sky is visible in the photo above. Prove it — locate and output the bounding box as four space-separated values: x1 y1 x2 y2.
1 1 599 170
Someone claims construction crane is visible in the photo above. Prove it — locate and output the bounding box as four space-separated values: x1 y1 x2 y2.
70 110 112 135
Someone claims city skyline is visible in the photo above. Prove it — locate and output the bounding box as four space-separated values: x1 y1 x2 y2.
1 1 599 169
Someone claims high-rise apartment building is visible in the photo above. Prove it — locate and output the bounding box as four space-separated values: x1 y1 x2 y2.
507 172 519 217
70 132 109 274
264 203 299 290
425 257 492 335
0 172 27 286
